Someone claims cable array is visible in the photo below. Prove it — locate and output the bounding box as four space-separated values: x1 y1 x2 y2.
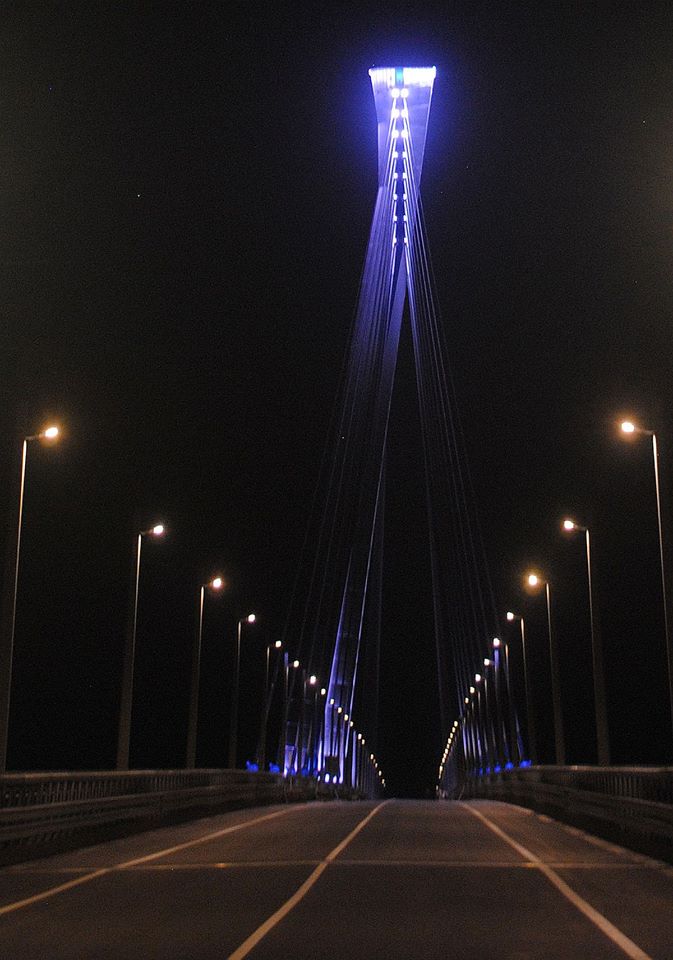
285 67 514 785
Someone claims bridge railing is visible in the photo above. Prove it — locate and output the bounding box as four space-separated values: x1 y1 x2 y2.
0 768 374 866
457 764 673 862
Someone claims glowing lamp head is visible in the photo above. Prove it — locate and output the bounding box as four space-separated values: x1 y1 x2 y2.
483 658 492 667
527 573 540 588
506 611 515 621
493 637 501 649
469 686 475 694
320 687 326 696
391 87 400 98
464 697 469 704
475 673 482 683
621 420 636 434
211 577 223 590
151 524 165 537
42 425 60 440
309 675 317 685
292 659 299 669
246 614 256 624
563 519 576 531
274 640 282 649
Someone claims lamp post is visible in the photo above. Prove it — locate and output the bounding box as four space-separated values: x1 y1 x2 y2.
278 651 290 774
562 519 610 765
620 419 673 738
490 640 511 765
116 523 165 771
186 576 224 768
474 673 491 770
228 613 256 769
467 685 480 769
507 611 537 764
463 695 475 771
483 658 502 767
304 673 318 774
258 640 282 772
494 636 519 765
336 705 344 784
0 425 60 773
526 572 565 765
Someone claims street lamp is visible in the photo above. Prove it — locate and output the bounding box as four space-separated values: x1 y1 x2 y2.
116 522 165 770
620 419 673 739
0 425 61 773
526 571 565 765
506 611 537 764
228 613 256 769
481 658 501 768
186 576 224 768
257 639 283 772
561 518 610 765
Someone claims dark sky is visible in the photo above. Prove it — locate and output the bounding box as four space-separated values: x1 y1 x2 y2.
2 2 673 793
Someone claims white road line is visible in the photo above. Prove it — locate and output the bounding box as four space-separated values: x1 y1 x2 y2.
461 803 653 960
0 805 298 918
227 800 389 960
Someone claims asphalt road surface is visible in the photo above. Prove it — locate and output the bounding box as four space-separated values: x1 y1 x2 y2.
1 799 673 958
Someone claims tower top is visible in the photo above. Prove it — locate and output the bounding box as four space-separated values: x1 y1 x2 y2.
369 66 436 186
368 66 437 90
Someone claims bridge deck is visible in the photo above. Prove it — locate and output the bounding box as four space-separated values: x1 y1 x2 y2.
1 799 672 958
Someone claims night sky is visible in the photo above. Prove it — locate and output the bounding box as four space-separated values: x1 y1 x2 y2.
2 3 673 795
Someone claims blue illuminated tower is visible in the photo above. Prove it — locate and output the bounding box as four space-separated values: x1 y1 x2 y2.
289 65 497 785
319 67 438 779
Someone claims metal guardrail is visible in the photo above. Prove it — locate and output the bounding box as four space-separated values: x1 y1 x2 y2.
462 765 673 861
0 769 339 865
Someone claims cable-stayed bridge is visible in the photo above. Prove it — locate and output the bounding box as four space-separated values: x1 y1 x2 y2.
2 65 673 958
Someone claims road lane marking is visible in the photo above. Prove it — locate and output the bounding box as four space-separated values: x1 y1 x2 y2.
461 803 653 960
0 805 298 918
227 800 389 960
11 857 647 875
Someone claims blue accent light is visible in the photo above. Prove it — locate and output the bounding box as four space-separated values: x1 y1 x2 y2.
505 762 514 770
494 765 501 773
520 759 532 768
269 763 280 773
246 761 259 772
